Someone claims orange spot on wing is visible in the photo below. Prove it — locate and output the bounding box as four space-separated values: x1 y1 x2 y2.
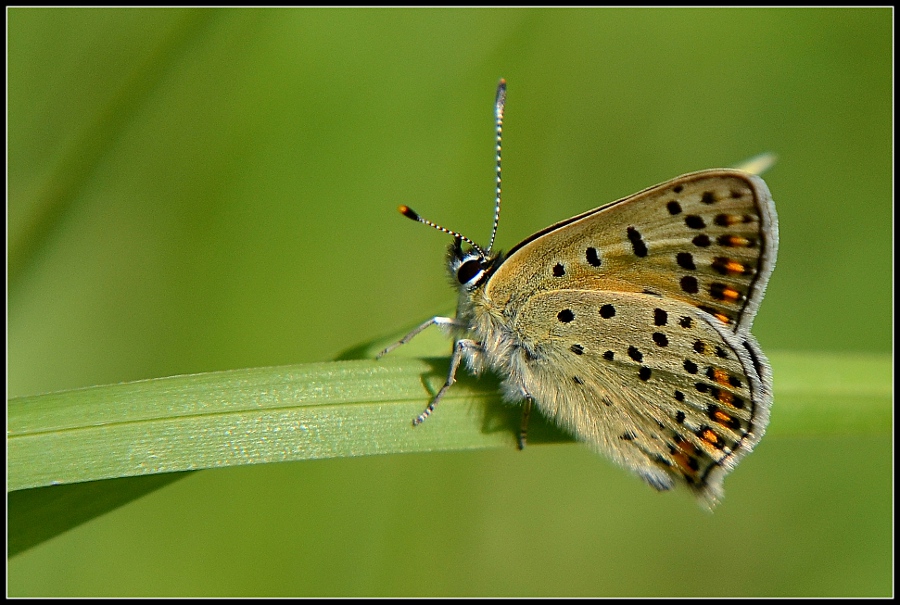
720 235 753 247
714 410 734 424
721 287 742 302
675 439 696 455
712 368 730 386
672 452 697 475
724 260 746 274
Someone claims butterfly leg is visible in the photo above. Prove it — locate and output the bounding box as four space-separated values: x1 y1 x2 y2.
413 338 480 426
517 396 534 450
377 316 465 359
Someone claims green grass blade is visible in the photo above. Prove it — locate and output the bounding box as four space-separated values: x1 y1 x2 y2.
7 358 538 493
7 350 891 556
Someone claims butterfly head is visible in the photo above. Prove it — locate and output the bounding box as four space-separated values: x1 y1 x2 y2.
447 236 501 291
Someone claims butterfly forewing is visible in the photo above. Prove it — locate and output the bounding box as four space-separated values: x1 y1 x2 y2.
508 289 772 506
486 170 778 333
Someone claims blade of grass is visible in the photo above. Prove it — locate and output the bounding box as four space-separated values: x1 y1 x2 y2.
7 349 891 556
8 9 217 290
7 357 540 493
5 355 544 556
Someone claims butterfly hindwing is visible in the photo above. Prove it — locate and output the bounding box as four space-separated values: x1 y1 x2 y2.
505 288 773 506
486 169 778 333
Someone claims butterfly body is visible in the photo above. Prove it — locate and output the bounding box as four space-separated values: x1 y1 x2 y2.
382 81 777 508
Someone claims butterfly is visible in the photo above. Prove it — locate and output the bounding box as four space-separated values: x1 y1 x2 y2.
380 79 777 508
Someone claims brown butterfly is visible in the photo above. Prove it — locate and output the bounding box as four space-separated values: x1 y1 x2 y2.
380 80 777 507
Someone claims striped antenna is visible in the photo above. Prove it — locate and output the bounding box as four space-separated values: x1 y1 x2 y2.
397 205 485 256
396 80 508 258
486 78 507 253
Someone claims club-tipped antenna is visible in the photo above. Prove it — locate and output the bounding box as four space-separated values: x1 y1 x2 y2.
486 78 506 254
396 79 507 258
397 205 485 256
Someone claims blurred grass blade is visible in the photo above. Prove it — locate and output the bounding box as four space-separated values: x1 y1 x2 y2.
763 351 892 435
7 350 891 556
8 9 216 290
732 152 777 175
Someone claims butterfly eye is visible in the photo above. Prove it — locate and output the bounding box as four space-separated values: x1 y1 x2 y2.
457 259 484 284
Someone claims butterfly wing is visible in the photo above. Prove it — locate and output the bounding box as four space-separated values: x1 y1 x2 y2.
486 170 778 333
506 289 772 507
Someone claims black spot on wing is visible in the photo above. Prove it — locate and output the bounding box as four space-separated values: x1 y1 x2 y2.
654 308 668 326
627 227 648 257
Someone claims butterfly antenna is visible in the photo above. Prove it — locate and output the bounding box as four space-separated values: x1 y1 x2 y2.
397 205 485 256
487 78 506 254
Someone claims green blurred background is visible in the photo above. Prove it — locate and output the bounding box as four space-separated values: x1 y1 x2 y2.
7 7 891 596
